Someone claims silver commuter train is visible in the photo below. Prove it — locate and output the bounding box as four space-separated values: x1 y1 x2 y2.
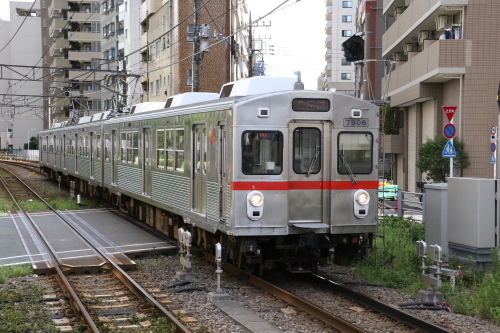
39 76 379 273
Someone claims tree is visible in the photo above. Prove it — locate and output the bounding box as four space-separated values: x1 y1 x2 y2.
416 136 470 182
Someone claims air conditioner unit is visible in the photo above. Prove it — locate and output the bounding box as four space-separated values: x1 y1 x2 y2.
436 15 451 31
393 7 404 16
393 52 405 61
418 30 431 45
403 43 417 55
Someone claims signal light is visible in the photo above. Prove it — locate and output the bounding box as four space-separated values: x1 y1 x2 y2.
341 35 365 62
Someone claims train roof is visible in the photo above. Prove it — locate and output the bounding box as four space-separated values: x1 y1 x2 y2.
219 77 297 98
165 92 219 108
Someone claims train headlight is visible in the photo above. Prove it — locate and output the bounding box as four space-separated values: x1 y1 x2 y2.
355 190 370 205
353 190 370 218
247 191 264 220
249 192 264 207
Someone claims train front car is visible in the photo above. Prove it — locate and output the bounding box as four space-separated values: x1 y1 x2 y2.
230 89 379 273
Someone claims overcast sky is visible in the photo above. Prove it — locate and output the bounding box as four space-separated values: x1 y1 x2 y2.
246 0 325 89
0 0 326 89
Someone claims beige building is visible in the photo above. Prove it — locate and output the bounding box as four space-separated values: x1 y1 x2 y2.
41 0 102 128
381 0 500 191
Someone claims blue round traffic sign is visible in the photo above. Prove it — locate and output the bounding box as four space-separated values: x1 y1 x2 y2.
443 123 456 139
492 143 497 152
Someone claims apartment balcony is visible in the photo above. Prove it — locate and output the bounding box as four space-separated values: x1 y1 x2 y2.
51 57 70 68
382 0 464 56
140 32 148 48
325 50 332 61
140 0 162 24
325 5 332 20
325 35 332 48
384 39 467 106
118 6 125 21
325 18 332 34
68 70 104 81
49 19 67 37
382 133 405 154
49 0 69 18
50 98 67 108
68 32 100 42
50 80 69 91
325 62 332 74
50 38 68 56
325 0 332 5
69 11 100 22
68 50 101 61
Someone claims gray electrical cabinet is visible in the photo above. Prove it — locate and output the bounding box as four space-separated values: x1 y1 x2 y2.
447 178 497 262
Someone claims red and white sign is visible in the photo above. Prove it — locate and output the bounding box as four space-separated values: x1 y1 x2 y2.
492 126 497 135
442 106 458 122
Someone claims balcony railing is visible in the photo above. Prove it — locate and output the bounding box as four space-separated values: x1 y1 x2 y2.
68 32 100 42
48 0 69 18
385 39 467 96
68 50 101 61
68 11 100 22
140 0 162 23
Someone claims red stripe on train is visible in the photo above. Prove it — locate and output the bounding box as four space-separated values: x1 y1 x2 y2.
231 181 379 191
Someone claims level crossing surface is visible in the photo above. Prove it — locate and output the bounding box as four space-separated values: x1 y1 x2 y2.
0 208 177 273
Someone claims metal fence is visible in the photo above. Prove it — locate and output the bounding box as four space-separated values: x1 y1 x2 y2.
378 190 425 223
0 149 39 162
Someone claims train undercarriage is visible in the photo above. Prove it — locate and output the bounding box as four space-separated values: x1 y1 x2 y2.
44 169 372 275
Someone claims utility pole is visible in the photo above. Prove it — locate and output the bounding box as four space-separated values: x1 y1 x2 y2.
192 0 201 92
248 13 253 77
362 13 371 101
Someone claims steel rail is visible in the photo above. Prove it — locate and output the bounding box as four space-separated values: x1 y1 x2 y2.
0 167 100 332
1 165 192 333
310 273 453 333
203 253 365 333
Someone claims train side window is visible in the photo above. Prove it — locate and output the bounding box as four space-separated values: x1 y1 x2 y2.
337 132 373 174
175 129 184 171
293 128 321 174
242 131 283 175
104 133 110 160
157 129 165 168
96 134 101 160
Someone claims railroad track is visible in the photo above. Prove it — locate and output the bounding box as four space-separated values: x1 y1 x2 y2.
203 252 453 333
0 164 190 332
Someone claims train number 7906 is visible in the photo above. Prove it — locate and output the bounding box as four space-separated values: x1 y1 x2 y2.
343 118 369 127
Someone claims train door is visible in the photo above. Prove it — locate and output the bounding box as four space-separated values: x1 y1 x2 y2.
142 127 151 196
192 124 207 215
111 130 117 185
75 133 79 173
62 135 66 169
90 132 94 178
219 124 227 220
288 121 330 227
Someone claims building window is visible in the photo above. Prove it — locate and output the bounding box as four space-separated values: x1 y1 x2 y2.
341 58 351 66
156 79 160 96
342 15 352 23
342 30 352 37
342 1 353 8
187 69 193 86
156 41 160 57
341 73 351 80
150 82 154 95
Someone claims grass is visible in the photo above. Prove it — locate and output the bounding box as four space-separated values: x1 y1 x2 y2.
353 215 426 292
0 265 33 284
353 215 500 324
0 282 60 332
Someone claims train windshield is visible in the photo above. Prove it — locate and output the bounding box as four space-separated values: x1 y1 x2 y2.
337 132 373 174
242 131 283 175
